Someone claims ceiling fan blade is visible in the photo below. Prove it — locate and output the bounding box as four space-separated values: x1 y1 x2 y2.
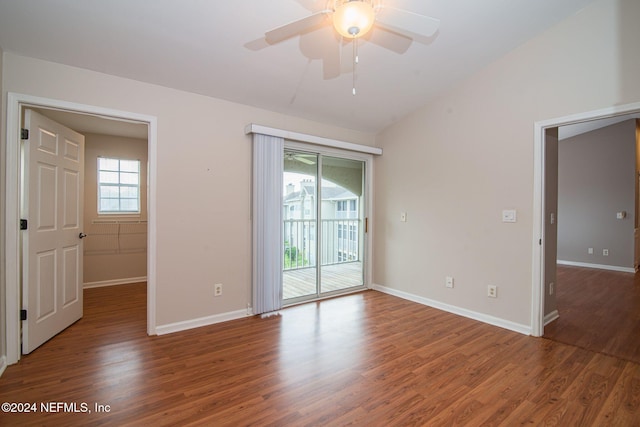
292 154 316 165
265 10 332 45
365 25 412 54
375 7 440 39
297 157 316 165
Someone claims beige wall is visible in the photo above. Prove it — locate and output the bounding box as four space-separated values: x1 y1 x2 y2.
83 133 148 285
374 0 640 328
1 52 375 328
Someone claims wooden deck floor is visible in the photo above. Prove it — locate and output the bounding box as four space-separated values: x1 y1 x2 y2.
283 261 363 300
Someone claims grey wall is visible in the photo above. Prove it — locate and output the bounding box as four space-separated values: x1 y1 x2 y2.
544 129 558 316
557 120 636 268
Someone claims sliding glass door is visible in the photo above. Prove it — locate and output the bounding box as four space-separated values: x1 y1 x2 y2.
283 150 318 301
319 156 364 294
283 149 366 304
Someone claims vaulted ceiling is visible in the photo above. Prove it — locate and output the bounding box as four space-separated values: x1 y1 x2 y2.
0 0 596 133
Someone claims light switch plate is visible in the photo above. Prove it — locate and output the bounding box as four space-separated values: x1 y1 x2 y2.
502 209 517 223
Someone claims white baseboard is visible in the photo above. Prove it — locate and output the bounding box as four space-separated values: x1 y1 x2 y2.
557 260 635 273
84 276 148 288
155 309 250 335
0 356 7 377
544 310 559 325
371 283 532 335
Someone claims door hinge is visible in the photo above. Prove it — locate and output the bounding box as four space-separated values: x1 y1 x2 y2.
21 128 29 140
539 238 542 245
20 219 28 230
365 217 368 233
20 309 27 321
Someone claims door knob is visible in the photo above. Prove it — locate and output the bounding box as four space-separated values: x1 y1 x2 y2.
79 232 87 239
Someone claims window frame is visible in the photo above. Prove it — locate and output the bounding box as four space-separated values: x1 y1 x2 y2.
97 156 141 215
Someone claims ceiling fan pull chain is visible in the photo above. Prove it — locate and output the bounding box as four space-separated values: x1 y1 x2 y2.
352 37 358 96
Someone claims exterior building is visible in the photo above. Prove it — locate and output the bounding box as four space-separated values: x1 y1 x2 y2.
283 179 360 269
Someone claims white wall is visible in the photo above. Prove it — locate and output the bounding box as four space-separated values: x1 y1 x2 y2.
1 52 375 328
373 0 640 329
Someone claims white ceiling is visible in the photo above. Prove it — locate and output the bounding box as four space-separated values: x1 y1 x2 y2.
0 0 597 133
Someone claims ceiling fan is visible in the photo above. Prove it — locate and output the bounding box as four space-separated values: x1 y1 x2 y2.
263 1 440 94
265 0 440 46
285 152 317 165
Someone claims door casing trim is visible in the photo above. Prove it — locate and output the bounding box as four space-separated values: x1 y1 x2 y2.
4 92 158 364
531 101 640 337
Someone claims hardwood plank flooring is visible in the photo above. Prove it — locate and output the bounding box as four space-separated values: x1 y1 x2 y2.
1 283 640 426
544 265 640 364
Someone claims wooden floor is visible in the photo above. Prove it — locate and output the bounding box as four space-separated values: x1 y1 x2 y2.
544 265 640 365
1 283 640 426
283 261 363 300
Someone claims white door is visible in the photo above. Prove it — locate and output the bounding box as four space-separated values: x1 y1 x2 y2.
22 109 85 354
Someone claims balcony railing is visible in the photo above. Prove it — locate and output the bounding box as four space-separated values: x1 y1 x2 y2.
283 219 361 271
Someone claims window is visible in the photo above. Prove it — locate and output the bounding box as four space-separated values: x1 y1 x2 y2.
98 157 140 213
350 199 356 211
337 201 346 211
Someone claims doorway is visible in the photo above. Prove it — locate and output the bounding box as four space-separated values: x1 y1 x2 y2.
4 93 158 364
532 101 640 337
21 108 149 354
283 144 370 305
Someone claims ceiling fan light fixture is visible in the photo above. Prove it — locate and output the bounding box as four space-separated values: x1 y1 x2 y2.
332 0 375 38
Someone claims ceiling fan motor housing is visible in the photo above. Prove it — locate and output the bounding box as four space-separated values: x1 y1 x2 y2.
333 0 376 38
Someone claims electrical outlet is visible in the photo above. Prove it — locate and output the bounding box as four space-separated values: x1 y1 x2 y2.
214 283 223 297
487 285 497 298
588 247 594 255
445 276 454 288
603 249 609 256
549 282 554 295
400 212 407 222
